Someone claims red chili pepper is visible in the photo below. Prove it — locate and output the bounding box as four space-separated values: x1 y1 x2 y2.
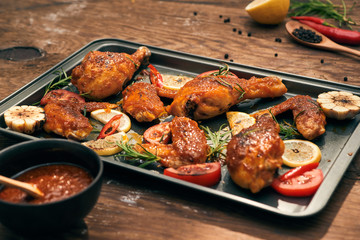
291 16 325 25
297 19 360 45
148 64 164 88
279 162 319 182
97 114 122 139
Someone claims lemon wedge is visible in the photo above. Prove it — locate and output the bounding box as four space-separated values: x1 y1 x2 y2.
91 109 131 133
162 74 193 91
245 0 290 25
82 132 129 156
282 139 322 167
226 111 256 135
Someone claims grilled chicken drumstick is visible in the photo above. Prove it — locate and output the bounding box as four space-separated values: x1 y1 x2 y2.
226 112 284 193
252 95 326 140
122 82 165 122
71 47 151 100
43 100 118 140
135 117 209 168
166 75 287 120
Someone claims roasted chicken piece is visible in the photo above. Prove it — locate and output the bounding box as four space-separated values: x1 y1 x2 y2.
43 100 117 140
122 82 165 122
71 47 151 100
135 117 209 168
252 95 326 140
166 75 287 120
226 113 284 193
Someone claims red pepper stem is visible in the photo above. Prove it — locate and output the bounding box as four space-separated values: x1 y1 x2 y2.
279 162 319 182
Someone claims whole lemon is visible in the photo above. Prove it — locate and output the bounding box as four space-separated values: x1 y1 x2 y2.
245 0 290 25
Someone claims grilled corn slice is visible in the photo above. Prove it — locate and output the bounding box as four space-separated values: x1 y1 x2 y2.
317 91 360 120
4 105 45 134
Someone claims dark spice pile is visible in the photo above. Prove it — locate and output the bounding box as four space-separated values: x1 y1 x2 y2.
292 27 322 43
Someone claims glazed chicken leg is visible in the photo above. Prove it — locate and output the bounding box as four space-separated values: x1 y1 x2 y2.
135 117 209 168
122 82 165 122
166 75 287 120
252 95 326 140
43 100 118 140
226 113 284 193
71 47 151 100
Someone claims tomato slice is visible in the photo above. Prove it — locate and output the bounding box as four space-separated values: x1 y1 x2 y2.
143 122 171 144
164 162 221 187
40 89 85 105
271 169 324 197
279 162 319 182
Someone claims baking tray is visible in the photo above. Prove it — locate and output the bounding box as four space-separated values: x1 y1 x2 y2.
1 38 360 217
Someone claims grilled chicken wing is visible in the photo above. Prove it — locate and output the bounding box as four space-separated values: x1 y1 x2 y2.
166 75 287 120
43 100 117 140
71 47 151 100
226 113 284 193
135 117 209 168
122 82 165 122
252 95 326 140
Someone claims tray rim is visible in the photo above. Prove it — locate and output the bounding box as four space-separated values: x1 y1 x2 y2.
1 38 360 217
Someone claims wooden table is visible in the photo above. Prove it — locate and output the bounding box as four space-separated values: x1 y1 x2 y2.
1 0 360 239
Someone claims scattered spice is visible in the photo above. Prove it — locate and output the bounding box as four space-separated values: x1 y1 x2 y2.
238 30 242 35
233 28 237 32
292 26 322 43
321 59 324 63
275 38 282 43
219 15 223 18
224 17 230 23
193 11 197 16
344 76 348 81
224 53 229 59
247 32 252 37
274 53 278 57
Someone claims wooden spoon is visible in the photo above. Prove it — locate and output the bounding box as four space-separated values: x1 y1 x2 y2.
0 175 44 198
285 20 360 57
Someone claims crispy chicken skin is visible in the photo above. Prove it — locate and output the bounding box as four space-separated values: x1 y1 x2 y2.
252 95 326 140
135 117 209 168
166 75 287 120
71 47 151 100
43 100 117 140
122 82 165 122
226 113 284 193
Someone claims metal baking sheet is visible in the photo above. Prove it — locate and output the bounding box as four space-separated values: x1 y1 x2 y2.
1 38 360 217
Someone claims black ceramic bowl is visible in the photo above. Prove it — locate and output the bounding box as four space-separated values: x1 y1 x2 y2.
0 139 103 234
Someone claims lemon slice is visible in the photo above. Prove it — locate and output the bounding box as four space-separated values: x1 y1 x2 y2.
226 111 256 135
82 132 129 156
91 109 131 133
282 139 322 167
245 0 290 25
162 74 193 90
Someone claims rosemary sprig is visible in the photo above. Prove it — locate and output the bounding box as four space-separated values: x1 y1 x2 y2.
44 68 72 96
269 109 300 139
289 0 357 28
115 141 160 168
201 124 232 161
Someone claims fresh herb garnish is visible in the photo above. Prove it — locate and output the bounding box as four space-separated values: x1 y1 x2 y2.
201 124 232 161
44 68 72 96
289 0 357 28
269 109 300 139
115 141 160 168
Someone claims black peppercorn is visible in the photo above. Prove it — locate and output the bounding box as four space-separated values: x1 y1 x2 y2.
247 32 252 37
224 53 229 59
275 38 282 43
344 77 348 81
274 53 278 57
292 27 322 43
238 30 242 35
320 59 324 64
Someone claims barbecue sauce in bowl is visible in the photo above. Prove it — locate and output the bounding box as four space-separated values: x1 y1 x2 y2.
0 164 93 204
